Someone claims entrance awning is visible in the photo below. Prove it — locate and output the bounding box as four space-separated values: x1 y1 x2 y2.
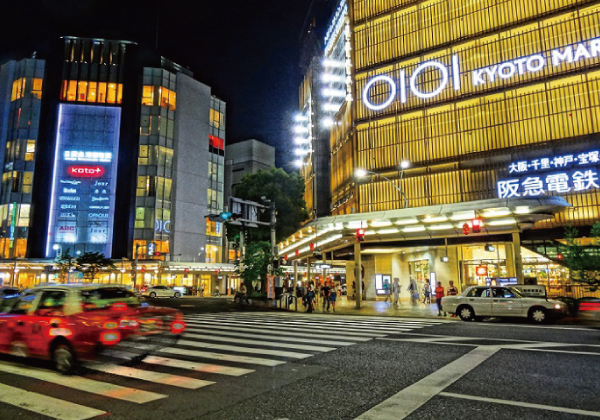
278 197 570 260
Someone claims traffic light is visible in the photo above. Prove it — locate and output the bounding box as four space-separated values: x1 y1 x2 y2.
216 212 242 223
310 242 315 251
462 223 470 236
356 228 365 242
471 218 483 233
557 253 564 261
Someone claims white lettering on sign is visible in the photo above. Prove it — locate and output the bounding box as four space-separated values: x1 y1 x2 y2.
498 170 599 198
64 150 112 162
509 151 599 174
364 36 600 111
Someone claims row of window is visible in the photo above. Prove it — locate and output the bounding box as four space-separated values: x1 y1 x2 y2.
141 86 176 111
138 145 174 169
356 72 600 170
11 78 42 101
4 140 36 163
60 80 123 104
0 203 31 229
1 171 33 195
134 207 171 230
357 6 600 119
136 176 172 200
210 109 224 129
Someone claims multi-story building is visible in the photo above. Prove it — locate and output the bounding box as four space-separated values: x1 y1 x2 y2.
0 37 229 288
224 139 275 203
282 1 600 301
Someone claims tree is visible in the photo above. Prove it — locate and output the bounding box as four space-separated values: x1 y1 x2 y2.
231 168 309 243
55 249 76 283
76 252 115 283
234 241 284 296
563 222 600 289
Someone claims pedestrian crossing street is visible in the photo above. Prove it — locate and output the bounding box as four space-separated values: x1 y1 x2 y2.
0 312 445 420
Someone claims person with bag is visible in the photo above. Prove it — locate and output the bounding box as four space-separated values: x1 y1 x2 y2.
305 285 315 313
392 278 402 307
383 278 391 304
447 280 459 317
422 279 431 304
329 283 338 312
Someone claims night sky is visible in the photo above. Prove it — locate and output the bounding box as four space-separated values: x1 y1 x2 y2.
0 0 328 168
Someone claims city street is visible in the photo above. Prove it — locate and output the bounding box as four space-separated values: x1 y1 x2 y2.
1 308 599 420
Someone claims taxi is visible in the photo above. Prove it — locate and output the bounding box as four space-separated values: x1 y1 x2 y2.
0 284 185 373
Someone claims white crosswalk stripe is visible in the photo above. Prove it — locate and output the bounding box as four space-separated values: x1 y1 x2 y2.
0 311 441 419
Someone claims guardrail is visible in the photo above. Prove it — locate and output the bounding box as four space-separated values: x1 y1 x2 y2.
278 293 298 311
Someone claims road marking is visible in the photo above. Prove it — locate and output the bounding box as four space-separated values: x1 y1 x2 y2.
189 315 416 334
213 313 445 327
175 339 314 359
183 333 336 352
219 312 451 324
518 348 600 356
353 346 501 420
440 392 600 417
183 327 357 346
184 319 387 338
158 347 286 366
184 323 369 341
84 361 215 389
0 361 166 404
104 350 254 376
0 382 106 420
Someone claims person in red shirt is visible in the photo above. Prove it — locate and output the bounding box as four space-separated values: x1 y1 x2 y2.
435 282 446 316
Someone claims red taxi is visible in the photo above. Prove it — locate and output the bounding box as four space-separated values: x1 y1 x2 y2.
0 284 185 373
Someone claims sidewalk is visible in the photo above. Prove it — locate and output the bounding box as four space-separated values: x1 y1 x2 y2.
290 296 453 320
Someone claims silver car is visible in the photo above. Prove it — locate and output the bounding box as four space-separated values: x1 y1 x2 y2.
142 285 181 299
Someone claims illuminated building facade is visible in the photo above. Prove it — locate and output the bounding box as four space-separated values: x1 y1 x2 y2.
283 1 600 299
0 37 225 264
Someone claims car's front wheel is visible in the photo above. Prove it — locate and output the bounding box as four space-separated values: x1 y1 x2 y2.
52 342 76 374
529 307 547 324
149 292 157 298
458 305 475 322
174 292 181 298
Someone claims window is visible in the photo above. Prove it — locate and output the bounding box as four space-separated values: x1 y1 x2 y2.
159 87 176 110
10 293 37 315
17 204 30 227
135 207 145 228
11 78 26 101
466 287 488 298
87 82 97 103
22 172 33 194
25 140 35 161
138 145 149 165
142 86 154 106
107 83 117 104
206 219 221 237
97 82 107 103
77 81 88 102
38 291 67 313
210 109 223 129
32 78 42 99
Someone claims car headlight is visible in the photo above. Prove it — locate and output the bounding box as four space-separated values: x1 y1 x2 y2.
554 304 561 310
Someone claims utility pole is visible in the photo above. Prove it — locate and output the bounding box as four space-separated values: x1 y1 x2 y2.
132 244 140 290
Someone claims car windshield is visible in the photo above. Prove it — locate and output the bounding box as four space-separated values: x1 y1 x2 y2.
81 287 140 310
506 287 524 298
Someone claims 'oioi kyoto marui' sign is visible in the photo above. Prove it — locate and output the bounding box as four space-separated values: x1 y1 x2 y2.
363 37 600 111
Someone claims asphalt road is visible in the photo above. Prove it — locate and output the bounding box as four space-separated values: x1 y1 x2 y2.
1 302 600 420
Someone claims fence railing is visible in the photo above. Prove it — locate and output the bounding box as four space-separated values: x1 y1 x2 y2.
546 284 600 299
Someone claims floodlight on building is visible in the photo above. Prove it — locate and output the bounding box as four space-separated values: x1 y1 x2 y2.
322 74 346 83
355 168 368 178
294 114 308 123
294 149 309 156
294 137 310 145
322 88 347 98
322 117 334 127
400 160 410 169
294 159 304 168
294 125 308 134
322 103 341 112
323 59 346 68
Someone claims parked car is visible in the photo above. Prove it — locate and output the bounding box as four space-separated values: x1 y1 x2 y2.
0 284 185 373
142 285 182 298
442 286 568 323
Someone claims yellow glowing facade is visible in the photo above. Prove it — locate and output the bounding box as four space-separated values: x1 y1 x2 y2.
332 0 600 229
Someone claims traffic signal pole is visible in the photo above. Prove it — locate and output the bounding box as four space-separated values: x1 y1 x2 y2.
354 242 362 309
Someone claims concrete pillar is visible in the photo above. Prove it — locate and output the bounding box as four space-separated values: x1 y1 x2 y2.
306 257 311 285
512 232 524 284
354 242 362 309
293 260 298 287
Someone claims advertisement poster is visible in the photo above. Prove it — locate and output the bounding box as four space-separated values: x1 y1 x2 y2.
267 276 275 299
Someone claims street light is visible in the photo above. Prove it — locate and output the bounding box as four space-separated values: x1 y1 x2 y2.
355 163 410 209
53 244 62 258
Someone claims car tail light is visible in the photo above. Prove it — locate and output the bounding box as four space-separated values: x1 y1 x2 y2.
49 328 73 337
112 302 128 311
103 321 119 329
100 331 121 345
170 320 185 334
580 302 600 311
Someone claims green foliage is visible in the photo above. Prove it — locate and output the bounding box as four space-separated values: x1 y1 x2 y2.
76 252 116 282
231 168 309 243
55 249 76 282
234 241 284 292
563 222 600 289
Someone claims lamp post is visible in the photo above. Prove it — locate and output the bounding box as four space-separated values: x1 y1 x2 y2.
355 161 410 209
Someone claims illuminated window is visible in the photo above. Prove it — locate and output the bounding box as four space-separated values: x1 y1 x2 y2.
17 204 30 227
142 86 154 106
22 172 33 194
107 83 117 104
206 219 221 237
25 141 35 161
205 245 220 263
210 109 223 129
97 82 107 103
77 81 88 102
138 145 149 165
117 84 123 104
32 79 42 99
135 207 145 228
87 82 97 103
66 81 77 101
11 78 26 101
159 87 176 111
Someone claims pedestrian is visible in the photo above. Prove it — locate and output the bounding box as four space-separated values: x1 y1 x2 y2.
214 285 220 297
191 285 197 296
321 282 331 311
305 285 315 313
435 281 446 316
408 280 417 305
200 284 205 297
392 278 402 307
329 283 338 312
422 279 431 304
362 280 366 300
447 280 459 317
383 278 391 303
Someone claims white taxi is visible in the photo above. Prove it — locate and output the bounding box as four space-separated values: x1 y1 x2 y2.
442 286 568 323
142 285 181 299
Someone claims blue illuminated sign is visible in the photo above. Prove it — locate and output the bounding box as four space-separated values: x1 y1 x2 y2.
46 104 121 257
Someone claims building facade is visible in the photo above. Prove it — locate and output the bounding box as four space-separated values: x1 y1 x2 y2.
0 37 228 288
224 139 275 204
283 0 600 300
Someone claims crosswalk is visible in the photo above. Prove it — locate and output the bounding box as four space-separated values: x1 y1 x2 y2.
0 312 444 420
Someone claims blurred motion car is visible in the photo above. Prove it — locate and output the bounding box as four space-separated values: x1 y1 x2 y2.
0 284 185 373
0 287 21 298
442 285 568 323
142 285 182 298
576 296 600 320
